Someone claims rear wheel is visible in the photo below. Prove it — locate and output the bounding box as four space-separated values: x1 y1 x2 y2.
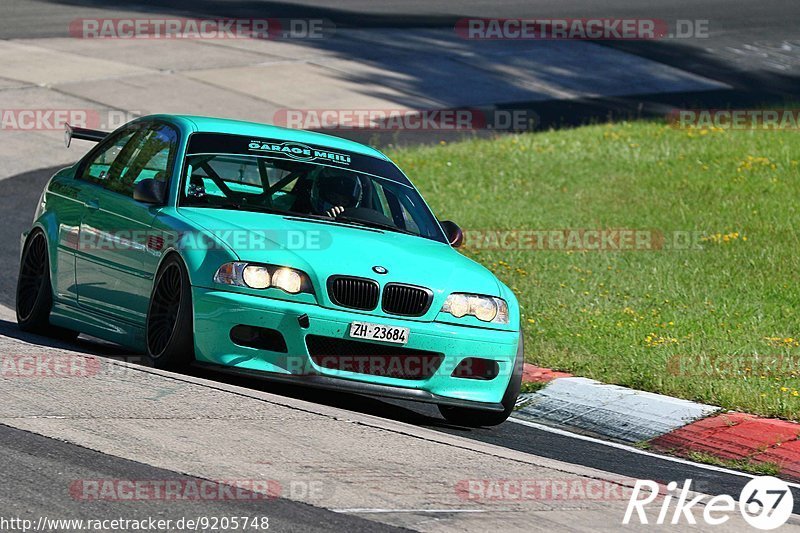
146 254 194 369
16 230 78 341
438 332 524 427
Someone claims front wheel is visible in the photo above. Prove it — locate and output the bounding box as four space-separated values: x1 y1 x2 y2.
146 255 194 369
438 332 524 427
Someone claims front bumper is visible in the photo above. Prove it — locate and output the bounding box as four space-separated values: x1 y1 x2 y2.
192 288 520 409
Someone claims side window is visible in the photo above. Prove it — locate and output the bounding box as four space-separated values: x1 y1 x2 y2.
107 124 178 197
79 129 138 186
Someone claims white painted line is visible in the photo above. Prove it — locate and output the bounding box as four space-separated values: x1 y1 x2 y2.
508 417 800 490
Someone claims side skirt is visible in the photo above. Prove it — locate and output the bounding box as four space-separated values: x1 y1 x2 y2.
50 301 146 352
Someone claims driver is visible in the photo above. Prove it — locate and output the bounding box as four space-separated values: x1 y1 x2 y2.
310 171 363 218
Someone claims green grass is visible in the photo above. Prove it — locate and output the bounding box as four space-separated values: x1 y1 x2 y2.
520 381 547 394
685 451 781 476
387 122 800 420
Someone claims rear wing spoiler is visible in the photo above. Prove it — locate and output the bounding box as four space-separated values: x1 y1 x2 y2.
64 123 108 147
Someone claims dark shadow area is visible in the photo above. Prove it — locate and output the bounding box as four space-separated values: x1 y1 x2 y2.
0 166 66 309
26 0 466 29
24 0 800 140
0 318 138 357
595 37 800 100
328 88 795 148
185 365 454 427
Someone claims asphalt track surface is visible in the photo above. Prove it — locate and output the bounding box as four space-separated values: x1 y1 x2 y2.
3 0 798 129
2 1 800 526
0 424 406 533
3 166 800 523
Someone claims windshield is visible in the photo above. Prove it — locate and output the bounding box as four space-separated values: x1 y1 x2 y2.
180 133 446 242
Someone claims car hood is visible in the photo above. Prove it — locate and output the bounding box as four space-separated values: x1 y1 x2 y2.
178 207 503 309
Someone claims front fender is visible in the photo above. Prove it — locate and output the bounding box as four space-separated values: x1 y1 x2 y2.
149 208 239 289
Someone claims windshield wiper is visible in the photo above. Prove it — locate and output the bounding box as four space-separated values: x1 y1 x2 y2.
334 216 417 236
195 202 288 216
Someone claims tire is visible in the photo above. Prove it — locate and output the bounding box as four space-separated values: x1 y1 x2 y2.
145 254 195 369
16 230 79 341
438 332 525 427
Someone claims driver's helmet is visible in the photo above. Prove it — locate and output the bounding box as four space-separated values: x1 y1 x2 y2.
310 171 363 214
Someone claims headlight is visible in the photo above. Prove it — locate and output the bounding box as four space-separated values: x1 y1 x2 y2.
243 265 271 289
444 293 470 317
441 293 509 324
272 268 302 294
214 262 313 294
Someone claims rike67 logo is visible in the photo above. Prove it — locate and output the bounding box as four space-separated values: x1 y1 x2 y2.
624 477 794 530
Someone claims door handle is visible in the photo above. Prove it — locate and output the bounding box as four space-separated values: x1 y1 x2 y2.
86 199 100 211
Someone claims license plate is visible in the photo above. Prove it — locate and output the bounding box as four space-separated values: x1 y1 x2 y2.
349 321 409 345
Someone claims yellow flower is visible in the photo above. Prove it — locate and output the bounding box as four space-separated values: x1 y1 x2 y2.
701 231 745 245
737 156 776 173
644 333 678 347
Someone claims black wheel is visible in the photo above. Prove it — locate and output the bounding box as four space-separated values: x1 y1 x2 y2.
439 332 525 427
146 254 194 369
16 230 78 341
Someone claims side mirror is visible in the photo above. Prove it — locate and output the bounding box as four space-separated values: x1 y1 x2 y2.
440 220 464 248
133 178 166 205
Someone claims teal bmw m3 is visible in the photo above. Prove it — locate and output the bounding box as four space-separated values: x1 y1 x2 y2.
16 115 523 426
